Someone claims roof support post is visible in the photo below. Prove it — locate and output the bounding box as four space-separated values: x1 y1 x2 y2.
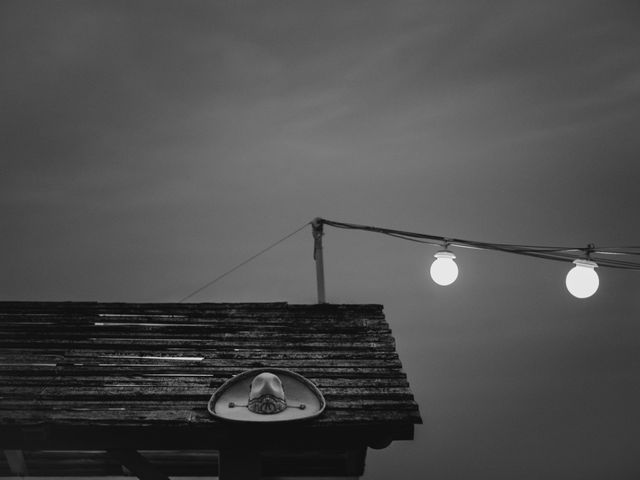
345 446 367 476
107 449 169 480
4 450 27 476
219 449 260 480
312 217 326 304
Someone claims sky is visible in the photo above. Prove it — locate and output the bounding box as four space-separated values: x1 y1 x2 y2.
1 1 640 478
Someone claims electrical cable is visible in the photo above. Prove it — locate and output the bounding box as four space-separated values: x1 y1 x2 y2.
179 217 639 303
178 221 311 303
317 218 640 271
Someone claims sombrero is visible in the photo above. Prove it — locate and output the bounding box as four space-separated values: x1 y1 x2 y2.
208 368 326 422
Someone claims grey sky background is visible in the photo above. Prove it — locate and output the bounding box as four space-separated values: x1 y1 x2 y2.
2 1 640 478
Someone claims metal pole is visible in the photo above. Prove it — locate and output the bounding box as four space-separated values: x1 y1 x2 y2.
312 218 326 304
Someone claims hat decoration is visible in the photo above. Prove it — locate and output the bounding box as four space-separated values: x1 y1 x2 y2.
208 368 326 423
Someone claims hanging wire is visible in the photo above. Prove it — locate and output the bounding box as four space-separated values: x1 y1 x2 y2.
318 218 640 271
179 217 639 303
178 221 311 302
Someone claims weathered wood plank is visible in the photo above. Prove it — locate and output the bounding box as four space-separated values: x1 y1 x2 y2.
0 349 401 362
0 333 395 347
0 317 389 328
0 407 421 425
44 358 403 369
23 450 125 476
0 315 390 325
0 367 407 379
19 449 366 477
0 375 410 388
0 400 420 414
107 449 170 480
0 301 421 456
0 339 397 351
0 386 416 402
0 301 383 316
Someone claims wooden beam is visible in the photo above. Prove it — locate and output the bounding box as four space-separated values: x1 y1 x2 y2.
107 449 169 480
345 446 367 476
219 449 260 480
4 450 28 476
312 218 327 303
262 477 359 480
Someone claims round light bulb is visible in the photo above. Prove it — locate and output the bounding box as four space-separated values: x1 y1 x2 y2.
430 250 459 286
565 259 599 298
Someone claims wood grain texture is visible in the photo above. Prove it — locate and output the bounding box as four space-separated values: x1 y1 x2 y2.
0 302 421 476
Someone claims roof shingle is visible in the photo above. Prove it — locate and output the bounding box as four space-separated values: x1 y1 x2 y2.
0 301 420 476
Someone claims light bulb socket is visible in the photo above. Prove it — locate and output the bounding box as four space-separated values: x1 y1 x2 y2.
434 250 456 260
572 259 597 269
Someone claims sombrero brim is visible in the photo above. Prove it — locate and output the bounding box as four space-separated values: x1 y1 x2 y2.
208 368 326 423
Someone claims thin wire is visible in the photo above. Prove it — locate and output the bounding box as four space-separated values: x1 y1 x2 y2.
318 218 640 271
178 222 311 303
321 219 580 252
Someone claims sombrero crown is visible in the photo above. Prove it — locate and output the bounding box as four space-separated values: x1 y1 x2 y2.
208 368 326 422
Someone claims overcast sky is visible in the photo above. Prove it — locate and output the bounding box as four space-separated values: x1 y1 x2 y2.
2 1 640 479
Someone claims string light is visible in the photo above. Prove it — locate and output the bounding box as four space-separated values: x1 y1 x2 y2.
178 218 640 302
316 218 640 300
565 259 599 299
430 249 459 286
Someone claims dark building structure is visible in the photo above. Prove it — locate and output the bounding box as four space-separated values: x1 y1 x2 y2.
0 302 421 479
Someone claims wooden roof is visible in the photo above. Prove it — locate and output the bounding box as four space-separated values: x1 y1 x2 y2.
0 301 421 477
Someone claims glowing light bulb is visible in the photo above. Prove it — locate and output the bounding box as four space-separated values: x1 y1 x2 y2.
430 250 459 286
565 259 599 298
